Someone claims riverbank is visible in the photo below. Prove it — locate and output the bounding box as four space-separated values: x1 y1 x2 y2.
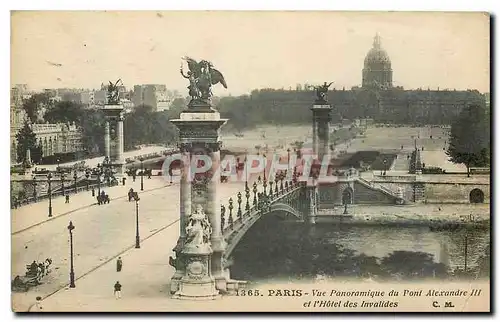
315 204 489 226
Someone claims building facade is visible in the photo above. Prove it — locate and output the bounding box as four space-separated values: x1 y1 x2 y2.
132 84 168 111
10 85 85 164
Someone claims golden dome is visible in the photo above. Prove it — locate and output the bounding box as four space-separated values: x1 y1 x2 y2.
364 33 391 68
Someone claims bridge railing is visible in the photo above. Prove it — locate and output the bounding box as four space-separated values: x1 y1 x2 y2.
220 178 304 236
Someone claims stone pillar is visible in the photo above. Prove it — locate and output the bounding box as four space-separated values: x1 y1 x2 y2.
312 117 318 156
102 104 125 177
311 104 333 163
115 115 125 175
170 105 227 300
104 121 111 161
170 145 191 294
306 180 318 224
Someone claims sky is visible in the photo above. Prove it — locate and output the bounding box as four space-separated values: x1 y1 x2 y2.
11 11 490 95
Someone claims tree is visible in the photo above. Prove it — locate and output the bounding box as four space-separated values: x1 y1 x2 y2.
380 250 447 279
43 101 84 124
22 93 52 123
15 120 43 164
446 104 490 176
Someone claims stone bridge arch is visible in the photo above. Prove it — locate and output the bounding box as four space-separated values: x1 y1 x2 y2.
223 202 303 260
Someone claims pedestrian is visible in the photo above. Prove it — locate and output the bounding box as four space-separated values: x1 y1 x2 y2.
65 195 70 204
114 281 122 299
91 188 95 197
35 296 43 311
122 177 126 186
116 257 123 272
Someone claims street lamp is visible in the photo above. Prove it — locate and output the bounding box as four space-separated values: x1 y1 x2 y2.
60 173 66 196
85 170 90 191
32 175 37 202
96 164 102 196
56 158 60 171
244 155 248 190
67 221 76 288
263 154 267 195
383 159 387 176
47 173 53 217
140 157 144 191
134 192 141 249
287 148 291 174
73 171 78 194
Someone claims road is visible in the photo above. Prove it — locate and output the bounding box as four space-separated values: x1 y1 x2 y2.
11 176 263 312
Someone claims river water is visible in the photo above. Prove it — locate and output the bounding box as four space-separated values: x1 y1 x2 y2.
231 216 490 281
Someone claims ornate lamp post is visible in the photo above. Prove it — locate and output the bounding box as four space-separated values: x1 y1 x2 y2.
287 148 291 175
96 164 102 196
85 170 90 191
32 175 37 202
73 171 78 194
140 157 144 191
47 173 53 217
263 153 267 195
60 173 66 196
134 192 141 249
67 221 76 288
252 182 258 206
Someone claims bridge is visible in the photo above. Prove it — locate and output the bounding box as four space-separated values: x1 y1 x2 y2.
12 87 490 307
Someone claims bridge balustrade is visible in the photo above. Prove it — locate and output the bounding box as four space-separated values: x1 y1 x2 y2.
220 179 304 242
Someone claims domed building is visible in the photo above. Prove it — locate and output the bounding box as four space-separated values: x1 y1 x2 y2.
362 33 393 89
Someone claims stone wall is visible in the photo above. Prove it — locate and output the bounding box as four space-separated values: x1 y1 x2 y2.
318 185 338 209
424 183 490 203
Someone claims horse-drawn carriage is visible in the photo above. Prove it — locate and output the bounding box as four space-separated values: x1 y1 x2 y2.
11 259 52 292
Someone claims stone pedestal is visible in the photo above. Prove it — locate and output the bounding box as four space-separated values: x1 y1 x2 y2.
101 104 125 177
172 245 220 300
170 103 229 299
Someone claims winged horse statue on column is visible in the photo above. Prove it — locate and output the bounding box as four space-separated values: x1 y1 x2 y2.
180 56 227 106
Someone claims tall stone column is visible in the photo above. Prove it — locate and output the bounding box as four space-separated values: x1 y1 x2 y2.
170 145 192 293
306 182 318 224
102 104 125 177
312 117 318 156
115 115 125 175
206 148 227 291
311 104 333 163
104 121 110 161
170 105 227 300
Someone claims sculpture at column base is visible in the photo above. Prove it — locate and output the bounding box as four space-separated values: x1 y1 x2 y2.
172 205 220 300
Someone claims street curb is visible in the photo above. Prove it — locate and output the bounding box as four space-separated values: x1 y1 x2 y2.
12 184 173 235
26 218 180 312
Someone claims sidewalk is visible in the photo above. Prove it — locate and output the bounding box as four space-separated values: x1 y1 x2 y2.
12 181 256 312
12 177 170 234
